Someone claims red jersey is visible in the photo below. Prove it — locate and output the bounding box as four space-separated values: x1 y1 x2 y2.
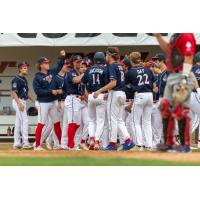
166 33 196 72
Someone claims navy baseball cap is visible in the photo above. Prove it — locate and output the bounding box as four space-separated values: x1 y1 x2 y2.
73 55 82 63
93 52 105 64
122 58 131 67
37 56 49 64
64 59 71 65
152 53 166 62
194 52 200 63
17 61 30 68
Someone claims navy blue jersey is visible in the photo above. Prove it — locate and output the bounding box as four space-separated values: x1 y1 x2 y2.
125 66 156 93
108 62 125 91
81 64 108 92
52 74 66 100
33 58 64 102
157 70 169 97
62 73 69 99
192 65 200 86
65 69 82 96
11 75 29 100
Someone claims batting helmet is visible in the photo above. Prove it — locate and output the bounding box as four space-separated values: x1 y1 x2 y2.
93 52 106 64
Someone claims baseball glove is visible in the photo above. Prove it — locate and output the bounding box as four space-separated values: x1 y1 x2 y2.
173 82 190 103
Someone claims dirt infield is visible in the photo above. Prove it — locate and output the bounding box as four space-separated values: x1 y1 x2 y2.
1 143 200 164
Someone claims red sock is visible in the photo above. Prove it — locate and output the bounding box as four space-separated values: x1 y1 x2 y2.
125 138 131 144
109 142 116 147
90 137 94 142
54 121 62 144
35 123 44 147
67 123 78 148
81 139 86 144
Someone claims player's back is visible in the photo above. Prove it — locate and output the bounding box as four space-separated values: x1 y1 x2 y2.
82 64 107 93
126 66 155 93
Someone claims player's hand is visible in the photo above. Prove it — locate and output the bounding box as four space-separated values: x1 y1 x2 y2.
93 91 100 99
60 50 66 57
18 102 25 112
56 89 63 95
152 33 161 37
153 86 158 93
125 103 132 113
52 90 58 95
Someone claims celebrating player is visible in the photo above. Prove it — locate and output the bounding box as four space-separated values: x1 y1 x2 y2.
126 52 157 150
11 61 35 149
33 52 65 150
81 52 108 150
154 33 196 153
94 47 134 151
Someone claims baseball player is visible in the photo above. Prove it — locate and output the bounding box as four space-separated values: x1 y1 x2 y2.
40 59 71 150
154 33 196 153
81 52 108 150
94 47 134 151
126 52 157 150
190 52 200 147
33 53 65 150
11 61 35 149
63 55 84 149
151 53 169 148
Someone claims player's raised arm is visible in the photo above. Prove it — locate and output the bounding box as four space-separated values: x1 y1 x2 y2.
153 33 169 53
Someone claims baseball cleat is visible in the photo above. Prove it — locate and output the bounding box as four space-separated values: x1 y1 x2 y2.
94 141 100 151
181 146 192 153
102 145 117 151
130 146 144 151
46 142 53 150
61 145 69 150
34 146 44 151
198 142 200 149
13 144 22 150
22 143 33 150
79 143 89 150
53 145 63 150
89 140 95 150
164 146 176 153
121 140 135 151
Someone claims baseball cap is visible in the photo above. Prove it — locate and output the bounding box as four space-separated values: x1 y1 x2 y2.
37 56 49 64
73 55 82 63
64 59 71 65
93 52 105 65
122 58 131 67
17 61 30 68
194 52 200 63
152 53 166 62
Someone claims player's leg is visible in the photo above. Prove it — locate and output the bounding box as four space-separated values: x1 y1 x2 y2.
20 100 32 149
132 93 145 148
35 102 50 149
115 91 134 150
61 103 68 149
87 94 96 149
79 105 89 150
142 93 153 149
65 96 82 149
49 101 62 145
12 99 22 148
94 94 106 150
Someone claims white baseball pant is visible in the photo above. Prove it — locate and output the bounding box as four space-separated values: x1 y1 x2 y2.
151 100 163 148
132 92 153 148
12 99 29 147
107 90 130 143
88 93 106 142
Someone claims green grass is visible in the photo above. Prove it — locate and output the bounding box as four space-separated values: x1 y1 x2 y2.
0 156 199 166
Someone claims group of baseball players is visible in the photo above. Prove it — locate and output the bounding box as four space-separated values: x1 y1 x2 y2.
10 33 200 153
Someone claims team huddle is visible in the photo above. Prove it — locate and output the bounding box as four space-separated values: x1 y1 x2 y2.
10 33 200 153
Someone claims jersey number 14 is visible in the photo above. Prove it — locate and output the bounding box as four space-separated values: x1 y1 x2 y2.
92 74 100 85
